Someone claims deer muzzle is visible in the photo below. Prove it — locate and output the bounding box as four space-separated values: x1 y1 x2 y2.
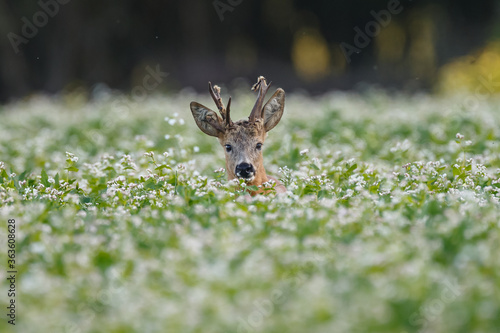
235 163 255 180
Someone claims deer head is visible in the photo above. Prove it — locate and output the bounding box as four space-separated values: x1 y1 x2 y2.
190 76 285 192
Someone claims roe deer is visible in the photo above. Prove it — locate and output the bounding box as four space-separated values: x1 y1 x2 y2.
190 76 286 195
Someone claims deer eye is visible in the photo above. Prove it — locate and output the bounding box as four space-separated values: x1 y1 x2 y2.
256 143 263 150
225 144 232 153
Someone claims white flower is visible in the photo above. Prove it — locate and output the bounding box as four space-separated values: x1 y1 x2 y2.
300 149 309 156
65 151 78 163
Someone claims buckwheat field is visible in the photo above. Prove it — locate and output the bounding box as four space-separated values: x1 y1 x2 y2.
1 90 500 333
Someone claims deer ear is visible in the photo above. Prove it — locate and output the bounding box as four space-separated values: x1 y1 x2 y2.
190 102 225 137
262 88 285 132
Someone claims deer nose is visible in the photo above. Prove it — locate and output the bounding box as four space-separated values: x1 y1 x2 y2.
235 163 255 179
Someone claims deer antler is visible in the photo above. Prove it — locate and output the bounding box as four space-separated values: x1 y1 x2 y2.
225 96 232 127
249 76 271 123
208 82 233 127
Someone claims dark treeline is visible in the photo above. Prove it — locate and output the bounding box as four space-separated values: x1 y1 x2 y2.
0 0 499 102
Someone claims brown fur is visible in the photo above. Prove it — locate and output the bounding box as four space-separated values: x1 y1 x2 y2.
190 79 286 195
217 119 285 195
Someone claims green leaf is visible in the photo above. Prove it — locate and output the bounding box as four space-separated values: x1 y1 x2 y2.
144 178 157 190
155 164 172 171
41 169 50 187
309 163 320 170
18 170 28 181
54 173 60 189
0 169 8 181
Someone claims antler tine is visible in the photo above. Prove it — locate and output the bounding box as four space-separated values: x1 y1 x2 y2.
226 97 233 127
208 82 226 120
249 76 271 123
